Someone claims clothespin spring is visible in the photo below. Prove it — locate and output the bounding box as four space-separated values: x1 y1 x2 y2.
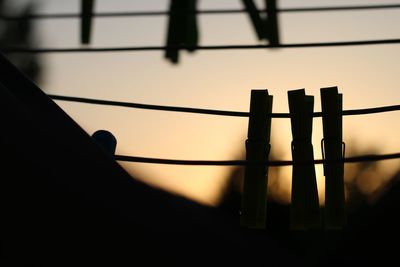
321 139 346 175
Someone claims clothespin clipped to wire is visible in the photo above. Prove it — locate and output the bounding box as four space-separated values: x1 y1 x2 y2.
288 89 320 230
241 0 280 46
241 0 267 40
321 87 346 229
240 90 273 229
265 0 280 47
165 0 199 64
92 130 117 156
81 0 95 44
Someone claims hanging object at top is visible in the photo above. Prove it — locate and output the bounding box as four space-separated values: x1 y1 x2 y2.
81 0 95 44
165 0 199 64
265 0 280 46
241 0 267 40
241 0 280 46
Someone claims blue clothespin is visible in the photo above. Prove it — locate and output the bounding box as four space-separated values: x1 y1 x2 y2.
81 0 95 44
92 130 117 156
240 90 273 229
165 0 198 63
321 87 346 229
288 89 320 230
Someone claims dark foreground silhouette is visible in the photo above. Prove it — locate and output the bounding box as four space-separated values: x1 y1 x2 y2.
0 53 290 266
2 52 400 266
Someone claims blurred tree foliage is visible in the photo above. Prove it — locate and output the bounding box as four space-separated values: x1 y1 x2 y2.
0 0 41 83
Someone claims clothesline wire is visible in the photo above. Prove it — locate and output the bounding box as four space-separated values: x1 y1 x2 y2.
114 152 400 166
47 92 400 167
1 4 400 20
48 94 400 118
3 38 400 53
0 39 400 53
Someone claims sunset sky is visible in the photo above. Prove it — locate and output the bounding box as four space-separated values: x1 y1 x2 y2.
12 0 400 205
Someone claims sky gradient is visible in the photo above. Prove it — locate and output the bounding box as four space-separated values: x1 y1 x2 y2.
15 0 400 205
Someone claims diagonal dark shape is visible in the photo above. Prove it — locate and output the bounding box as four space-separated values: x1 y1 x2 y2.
0 53 293 265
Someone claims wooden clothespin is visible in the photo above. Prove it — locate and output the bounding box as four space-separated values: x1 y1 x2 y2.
288 89 320 230
321 87 346 229
241 0 267 40
81 0 95 44
265 0 280 47
165 0 198 64
241 90 273 229
241 0 280 46
92 130 117 156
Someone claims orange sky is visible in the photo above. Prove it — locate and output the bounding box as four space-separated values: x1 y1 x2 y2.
26 0 400 205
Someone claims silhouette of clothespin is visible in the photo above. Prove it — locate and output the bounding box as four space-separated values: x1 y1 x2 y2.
242 0 267 40
165 0 198 64
265 0 280 47
288 89 320 230
81 0 95 44
92 130 117 156
241 0 280 46
241 90 273 229
321 87 346 229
